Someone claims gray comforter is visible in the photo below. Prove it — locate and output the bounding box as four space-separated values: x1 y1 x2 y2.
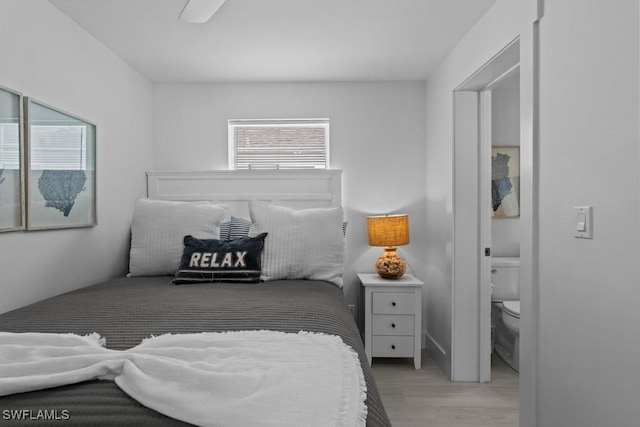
0 277 391 426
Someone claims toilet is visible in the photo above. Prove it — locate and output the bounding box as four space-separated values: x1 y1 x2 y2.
491 257 520 372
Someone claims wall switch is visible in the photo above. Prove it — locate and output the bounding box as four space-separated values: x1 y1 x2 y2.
574 206 593 239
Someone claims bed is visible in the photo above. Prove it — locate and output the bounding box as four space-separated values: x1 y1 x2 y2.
0 170 392 427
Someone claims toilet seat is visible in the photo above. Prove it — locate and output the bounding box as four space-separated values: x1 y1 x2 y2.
502 300 520 319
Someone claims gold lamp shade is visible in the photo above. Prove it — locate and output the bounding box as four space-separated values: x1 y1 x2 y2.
367 214 409 279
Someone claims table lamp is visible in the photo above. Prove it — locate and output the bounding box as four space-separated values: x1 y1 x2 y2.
367 214 409 279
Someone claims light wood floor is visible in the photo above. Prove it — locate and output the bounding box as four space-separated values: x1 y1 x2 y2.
371 352 519 427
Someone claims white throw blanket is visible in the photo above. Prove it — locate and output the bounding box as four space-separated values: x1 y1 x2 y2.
0 330 366 427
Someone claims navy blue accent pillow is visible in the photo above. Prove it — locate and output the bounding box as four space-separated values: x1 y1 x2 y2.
172 233 268 285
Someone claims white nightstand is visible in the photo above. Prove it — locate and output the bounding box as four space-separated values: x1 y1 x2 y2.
358 273 423 369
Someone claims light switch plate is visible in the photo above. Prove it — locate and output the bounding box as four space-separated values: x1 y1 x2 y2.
574 206 593 239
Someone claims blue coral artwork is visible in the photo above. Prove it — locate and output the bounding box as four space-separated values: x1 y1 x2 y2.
491 146 519 218
28 167 95 230
37 170 87 217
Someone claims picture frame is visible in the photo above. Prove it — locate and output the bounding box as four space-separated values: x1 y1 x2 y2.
24 98 96 230
491 145 519 218
0 85 25 232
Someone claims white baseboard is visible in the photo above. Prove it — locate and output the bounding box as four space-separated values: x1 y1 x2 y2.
424 332 451 379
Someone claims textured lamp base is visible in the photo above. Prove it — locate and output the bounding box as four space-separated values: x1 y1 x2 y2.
375 247 407 279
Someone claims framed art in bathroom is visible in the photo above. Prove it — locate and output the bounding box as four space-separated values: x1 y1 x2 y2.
24 98 96 230
491 145 519 218
0 85 25 232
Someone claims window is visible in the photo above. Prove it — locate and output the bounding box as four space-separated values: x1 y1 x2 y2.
228 119 329 170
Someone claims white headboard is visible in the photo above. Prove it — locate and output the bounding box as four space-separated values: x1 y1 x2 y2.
146 170 342 217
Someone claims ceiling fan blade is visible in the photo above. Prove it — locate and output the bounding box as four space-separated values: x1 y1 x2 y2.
179 0 227 23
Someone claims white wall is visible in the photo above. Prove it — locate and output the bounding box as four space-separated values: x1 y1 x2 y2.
491 77 520 257
424 0 524 378
152 82 427 317
537 1 640 426
0 0 154 313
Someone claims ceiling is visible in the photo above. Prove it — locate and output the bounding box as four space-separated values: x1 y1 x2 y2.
49 0 497 83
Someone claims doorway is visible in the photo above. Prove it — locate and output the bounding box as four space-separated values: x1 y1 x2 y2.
452 38 520 382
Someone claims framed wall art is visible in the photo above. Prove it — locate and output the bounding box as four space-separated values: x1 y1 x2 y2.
0 85 25 232
25 98 96 230
491 145 519 218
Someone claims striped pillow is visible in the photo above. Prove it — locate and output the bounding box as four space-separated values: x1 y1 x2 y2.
220 216 253 240
219 220 231 240
249 201 345 286
172 233 268 284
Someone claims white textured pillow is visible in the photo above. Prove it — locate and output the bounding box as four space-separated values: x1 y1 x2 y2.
249 201 345 286
129 199 227 276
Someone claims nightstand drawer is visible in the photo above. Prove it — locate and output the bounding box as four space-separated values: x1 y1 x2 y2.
371 336 414 357
372 292 415 314
372 314 414 335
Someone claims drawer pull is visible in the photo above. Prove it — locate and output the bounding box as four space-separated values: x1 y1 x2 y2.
392 302 396 307
391 323 396 328
391 345 396 350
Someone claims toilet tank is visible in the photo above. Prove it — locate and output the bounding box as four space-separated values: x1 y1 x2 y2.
491 257 520 301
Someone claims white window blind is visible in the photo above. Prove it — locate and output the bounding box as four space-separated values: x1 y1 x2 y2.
0 122 20 169
29 125 87 170
0 123 87 170
228 119 329 170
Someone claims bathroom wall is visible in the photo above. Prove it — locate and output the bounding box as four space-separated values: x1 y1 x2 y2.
491 72 520 257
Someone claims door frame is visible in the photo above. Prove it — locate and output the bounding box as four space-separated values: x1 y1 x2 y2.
452 39 520 382
449 4 541 427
